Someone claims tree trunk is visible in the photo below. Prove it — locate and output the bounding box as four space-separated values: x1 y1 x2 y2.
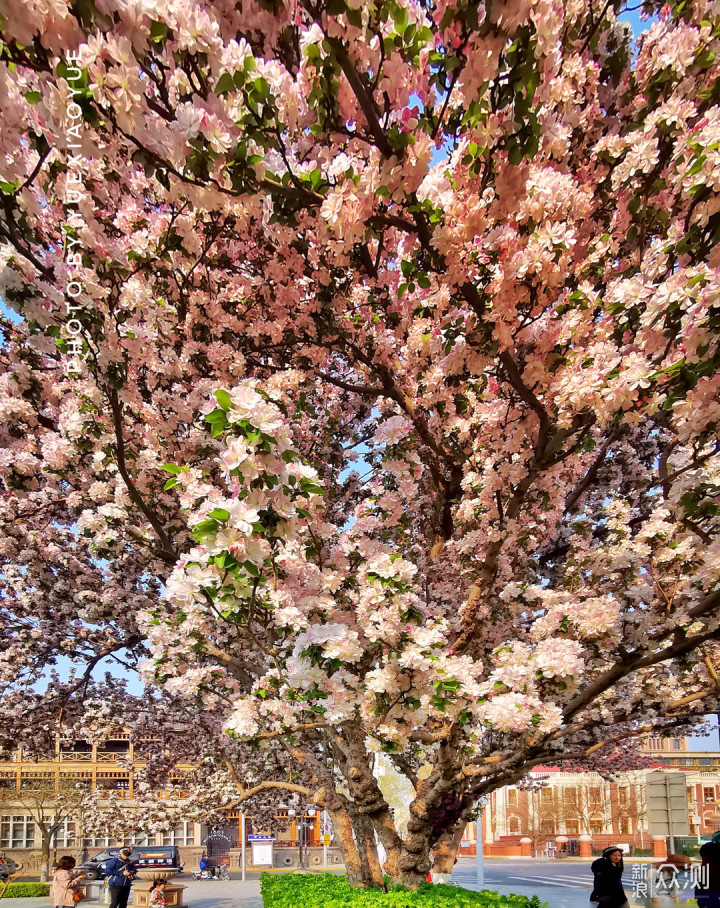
40 829 52 882
349 810 384 888
314 788 380 889
396 768 467 889
332 726 402 882
431 813 471 883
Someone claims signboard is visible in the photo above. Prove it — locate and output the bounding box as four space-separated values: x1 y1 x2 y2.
646 772 690 837
322 834 331 846
249 835 275 866
251 843 273 865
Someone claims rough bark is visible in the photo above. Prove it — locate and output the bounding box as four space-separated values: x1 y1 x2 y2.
309 782 370 888
349 808 384 888
321 796 371 887
332 725 402 883
431 808 475 882
40 828 51 882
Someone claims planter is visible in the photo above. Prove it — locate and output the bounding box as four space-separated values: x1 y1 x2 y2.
133 870 178 882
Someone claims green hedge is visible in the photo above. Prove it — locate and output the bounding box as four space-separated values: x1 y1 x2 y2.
1 882 51 897
261 873 547 908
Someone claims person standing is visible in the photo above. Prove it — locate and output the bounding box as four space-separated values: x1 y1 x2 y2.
105 848 136 908
589 846 628 908
52 856 85 908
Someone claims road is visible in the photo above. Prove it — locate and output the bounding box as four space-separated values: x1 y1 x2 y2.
4 860 698 908
451 857 697 908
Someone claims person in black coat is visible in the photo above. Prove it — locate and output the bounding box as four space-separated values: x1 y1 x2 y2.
590 846 628 908
696 841 720 908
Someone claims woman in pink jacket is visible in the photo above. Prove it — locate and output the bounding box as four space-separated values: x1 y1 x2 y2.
52 856 85 908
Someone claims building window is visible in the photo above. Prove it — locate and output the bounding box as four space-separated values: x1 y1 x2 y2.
508 817 520 834
96 777 130 798
541 788 553 802
162 823 195 846
590 818 604 835
673 739 680 750
618 788 628 806
52 821 77 848
1 816 36 849
619 818 631 834
507 790 518 806
565 820 579 835
589 788 602 806
704 787 715 802
84 836 117 847
125 833 153 846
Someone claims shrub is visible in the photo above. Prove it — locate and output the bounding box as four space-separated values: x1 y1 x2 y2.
261 873 548 908
1 882 51 897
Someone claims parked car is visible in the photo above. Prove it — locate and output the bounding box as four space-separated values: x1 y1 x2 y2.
77 846 183 881
0 855 20 881
77 849 122 880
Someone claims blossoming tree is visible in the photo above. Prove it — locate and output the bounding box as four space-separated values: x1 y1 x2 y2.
1 0 720 889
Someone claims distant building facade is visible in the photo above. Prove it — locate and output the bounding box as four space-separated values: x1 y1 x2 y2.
458 735 720 857
0 736 333 871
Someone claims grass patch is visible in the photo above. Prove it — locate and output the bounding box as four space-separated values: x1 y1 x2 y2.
261 872 547 908
1 882 51 897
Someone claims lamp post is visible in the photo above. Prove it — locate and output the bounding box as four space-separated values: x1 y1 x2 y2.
476 795 491 890
290 807 316 871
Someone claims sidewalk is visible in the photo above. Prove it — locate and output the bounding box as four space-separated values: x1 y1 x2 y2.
0 880 263 908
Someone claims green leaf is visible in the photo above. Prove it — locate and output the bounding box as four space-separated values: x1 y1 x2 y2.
214 72 236 96
192 519 220 539
24 90 42 104
209 507 230 521
214 388 233 411
150 20 168 42
393 4 408 32
162 464 184 474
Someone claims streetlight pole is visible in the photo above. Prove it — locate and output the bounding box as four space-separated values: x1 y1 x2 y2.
476 796 491 890
241 812 246 882
322 810 328 868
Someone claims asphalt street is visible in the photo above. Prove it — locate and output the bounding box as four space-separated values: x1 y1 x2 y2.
451 857 697 908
